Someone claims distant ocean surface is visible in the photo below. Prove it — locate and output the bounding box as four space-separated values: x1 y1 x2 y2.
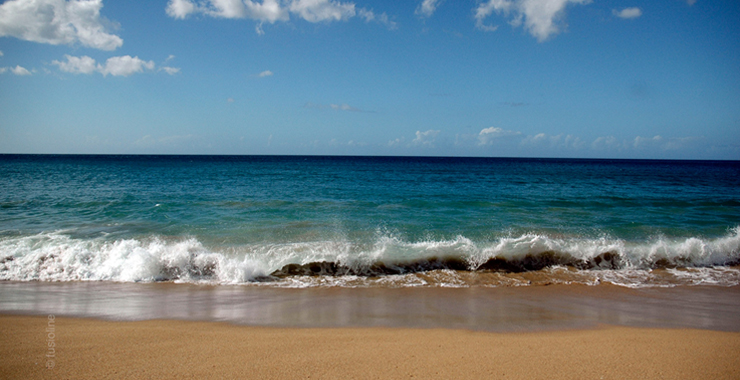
1 155 738 288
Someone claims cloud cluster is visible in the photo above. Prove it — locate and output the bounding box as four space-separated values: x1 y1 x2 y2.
388 126 701 156
592 135 699 152
613 7 642 19
0 65 32 75
478 127 521 145
412 129 440 147
166 0 395 34
52 54 179 77
521 132 584 150
473 0 591 41
0 0 123 50
415 0 441 18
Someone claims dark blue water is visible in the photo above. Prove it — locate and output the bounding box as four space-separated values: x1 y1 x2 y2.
1 155 738 287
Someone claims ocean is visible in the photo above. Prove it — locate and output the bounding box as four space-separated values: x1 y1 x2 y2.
1 155 739 289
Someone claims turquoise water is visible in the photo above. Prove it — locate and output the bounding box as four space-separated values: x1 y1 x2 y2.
1 155 738 287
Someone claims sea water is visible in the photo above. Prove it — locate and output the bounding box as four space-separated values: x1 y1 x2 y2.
1 155 738 288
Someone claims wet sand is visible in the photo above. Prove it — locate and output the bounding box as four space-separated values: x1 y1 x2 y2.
1 282 739 379
2 314 739 380
1 281 739 331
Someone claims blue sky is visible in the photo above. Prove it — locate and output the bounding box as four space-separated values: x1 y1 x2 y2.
0 0 738 159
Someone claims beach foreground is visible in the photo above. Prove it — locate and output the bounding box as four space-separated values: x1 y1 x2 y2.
2 315 739 380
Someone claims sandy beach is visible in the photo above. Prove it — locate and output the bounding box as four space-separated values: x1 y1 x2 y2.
2 314 739 380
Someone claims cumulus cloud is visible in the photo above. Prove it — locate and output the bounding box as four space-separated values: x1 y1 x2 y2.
11 65 32 75
387 137 405 147
0 0 123 50
166 0 197 19
591 135 622 151
412 129 440 147
166 0 395 34
160 66 181 75
357 8 396 29
258 70 273 77
289 0 354 22
475 0 591 42
632 135 663 149
613 7 641 19
416 0 441 18
52 54 157 77
522 133 584 150
478 127 521 145
52 54 98 74
101 56 155 76
591 135 700 152
0 65 32 75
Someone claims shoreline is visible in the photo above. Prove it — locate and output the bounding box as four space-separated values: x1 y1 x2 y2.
2 281 739 332
2 314 739 379
2 282 740 378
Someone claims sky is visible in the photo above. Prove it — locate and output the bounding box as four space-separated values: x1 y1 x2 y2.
0 0 738 159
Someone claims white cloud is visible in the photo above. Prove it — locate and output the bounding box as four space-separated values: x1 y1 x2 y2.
258 70 273 77
161 66 181 75
591 135 622 151
0 50 3 56
633 135 663 149
100 56 155 76
613 7 641 19
11 65 32 75
52 54 157 77
160 56 180 75
0 65 32 75
0 0 123 50
52 54 98 74
416 0 441 18
166 0 197 19
387 137 405 147
591 135 700 152
246 0 290 22
478 127 521 145
412 129 440 147
166 0 394 33
475 0 591 42
211 0 249 18
522 133 584 149
289 0 355 22
357 8 396 29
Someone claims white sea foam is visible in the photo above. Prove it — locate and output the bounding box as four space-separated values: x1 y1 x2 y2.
1 227 738 287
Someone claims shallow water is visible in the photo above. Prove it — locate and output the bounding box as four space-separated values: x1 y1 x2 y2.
1 282 738 332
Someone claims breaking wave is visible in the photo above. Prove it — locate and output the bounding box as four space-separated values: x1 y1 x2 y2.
1 227 739 288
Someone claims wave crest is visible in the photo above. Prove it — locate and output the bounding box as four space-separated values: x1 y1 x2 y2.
1 227 738 287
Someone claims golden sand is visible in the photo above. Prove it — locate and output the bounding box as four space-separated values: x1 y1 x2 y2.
1 314 739 380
